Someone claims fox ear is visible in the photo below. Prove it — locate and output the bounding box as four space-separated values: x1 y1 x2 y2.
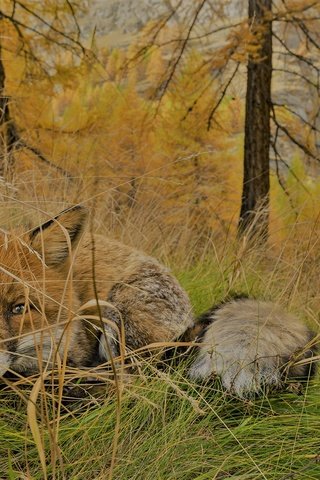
30 206 88 266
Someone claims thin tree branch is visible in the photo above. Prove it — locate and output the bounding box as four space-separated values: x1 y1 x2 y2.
155 0 208 114
123 1 183 68
14 1 86 54
0 9 80 55
273 103 320 133
207 62 240 131
271 106 319 162
65 0 81 41
273 67 318 89
18 140 73 179
273 0 318 20
273 31 320 73
271 143 298 216
271 125 310 197
181 75 217 121
293 17 320 50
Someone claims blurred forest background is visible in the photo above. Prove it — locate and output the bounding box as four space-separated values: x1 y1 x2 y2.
0 0 319 257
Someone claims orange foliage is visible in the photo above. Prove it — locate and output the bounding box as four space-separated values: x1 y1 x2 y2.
1 3 319 256
2 18 245 243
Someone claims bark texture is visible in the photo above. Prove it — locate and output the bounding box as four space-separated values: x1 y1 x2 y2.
238 0 272 240
0 42 18 181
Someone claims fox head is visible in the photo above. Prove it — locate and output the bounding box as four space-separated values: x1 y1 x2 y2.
0 206 89 376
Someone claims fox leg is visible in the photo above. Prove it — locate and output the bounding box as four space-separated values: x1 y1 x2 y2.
94 306 122 361
98 265 194 358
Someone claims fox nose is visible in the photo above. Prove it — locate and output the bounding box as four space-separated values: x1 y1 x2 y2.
0 351 10 376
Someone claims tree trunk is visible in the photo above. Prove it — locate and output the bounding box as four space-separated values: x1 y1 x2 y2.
238 0 272 240
0 41 18 181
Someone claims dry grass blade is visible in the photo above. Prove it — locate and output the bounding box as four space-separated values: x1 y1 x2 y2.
27 376 48 480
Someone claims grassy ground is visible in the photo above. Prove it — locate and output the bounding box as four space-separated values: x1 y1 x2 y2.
0 256 319 480
0 353 319 479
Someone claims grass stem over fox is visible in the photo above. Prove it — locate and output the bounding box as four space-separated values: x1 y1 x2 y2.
0 206 317 397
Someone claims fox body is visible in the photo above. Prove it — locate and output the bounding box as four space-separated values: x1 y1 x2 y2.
0 206 316 396
0 207 193 375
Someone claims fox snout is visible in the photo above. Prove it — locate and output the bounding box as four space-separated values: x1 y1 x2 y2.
0 327 54 376
0 324 17 376
0 350 10 376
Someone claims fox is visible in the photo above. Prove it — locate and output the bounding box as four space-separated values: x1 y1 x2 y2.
0 205 317 397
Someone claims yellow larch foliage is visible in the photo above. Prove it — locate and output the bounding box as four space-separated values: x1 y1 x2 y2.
2 7 320 254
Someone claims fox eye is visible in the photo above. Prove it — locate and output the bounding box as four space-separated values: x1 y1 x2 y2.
11 304 26 315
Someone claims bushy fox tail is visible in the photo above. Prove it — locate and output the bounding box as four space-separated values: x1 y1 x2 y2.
186 298 318 397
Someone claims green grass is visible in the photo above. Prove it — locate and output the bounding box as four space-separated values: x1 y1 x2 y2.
0 261 319 480
1 370 319 479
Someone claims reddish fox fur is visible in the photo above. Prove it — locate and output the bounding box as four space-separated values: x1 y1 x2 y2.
0 206 317 396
